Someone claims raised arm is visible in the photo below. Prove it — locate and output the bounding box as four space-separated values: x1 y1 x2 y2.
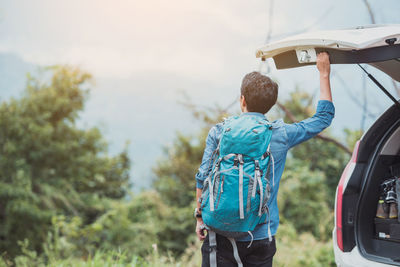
317 52 332 102
286 52 335 148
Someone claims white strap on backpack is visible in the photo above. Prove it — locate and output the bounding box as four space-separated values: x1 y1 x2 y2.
209 231 243 267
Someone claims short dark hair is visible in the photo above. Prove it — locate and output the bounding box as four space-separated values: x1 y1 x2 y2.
240 72 278 114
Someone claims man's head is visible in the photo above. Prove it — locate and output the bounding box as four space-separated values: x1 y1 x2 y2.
240 72 278 114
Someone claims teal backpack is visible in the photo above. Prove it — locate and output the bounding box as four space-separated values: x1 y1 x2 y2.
199 115 274 267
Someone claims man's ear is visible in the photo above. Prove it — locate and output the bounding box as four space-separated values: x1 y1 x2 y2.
240 95 245 104
240 95 247 111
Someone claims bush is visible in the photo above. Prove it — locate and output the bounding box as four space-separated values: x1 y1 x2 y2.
278 159 333 240
274 223 335 267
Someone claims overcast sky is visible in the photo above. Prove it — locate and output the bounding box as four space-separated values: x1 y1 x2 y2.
2 0 398 81
1 0 399 189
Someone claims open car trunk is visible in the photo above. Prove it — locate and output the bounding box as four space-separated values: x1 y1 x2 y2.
355 105 400 265
255 24 400 82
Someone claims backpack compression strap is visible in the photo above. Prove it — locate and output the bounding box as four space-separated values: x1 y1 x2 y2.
208 154 236 213
261 143 275 187
255 160 263 217
209 161 220 212
237 154 245 219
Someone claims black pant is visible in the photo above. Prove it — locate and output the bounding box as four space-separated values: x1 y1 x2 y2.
201 233 276 267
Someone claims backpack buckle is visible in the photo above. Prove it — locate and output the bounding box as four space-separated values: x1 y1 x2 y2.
215 161 221 168
234 154 244 166
237 154 244 165
254 160 260 170
233 155 240 166
261 204 269 214
261 206 267 214
208 244 217 253
262 151 270 159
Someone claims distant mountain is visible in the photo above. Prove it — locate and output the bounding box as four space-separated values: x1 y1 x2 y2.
0 52 35 100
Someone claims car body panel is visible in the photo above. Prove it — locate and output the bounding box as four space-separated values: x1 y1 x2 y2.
256 24 400 58
333 228 391 267
255 24 400 81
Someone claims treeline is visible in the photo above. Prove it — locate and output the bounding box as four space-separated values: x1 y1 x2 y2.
0 67 360 266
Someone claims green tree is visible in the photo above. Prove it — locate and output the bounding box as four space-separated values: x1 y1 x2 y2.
0 66 130 258
45 191 194 258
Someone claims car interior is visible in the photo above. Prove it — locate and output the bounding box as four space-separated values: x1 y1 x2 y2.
357 114 400 262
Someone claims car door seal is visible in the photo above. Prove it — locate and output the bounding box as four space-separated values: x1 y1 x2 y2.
358 64 400 111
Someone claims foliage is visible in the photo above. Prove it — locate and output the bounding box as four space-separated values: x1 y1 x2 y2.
4 240 181 267
1 224 335 267
278 159 333 240
2 221 201 267
274 222 335 267
0 66 130 258
32 191 194 260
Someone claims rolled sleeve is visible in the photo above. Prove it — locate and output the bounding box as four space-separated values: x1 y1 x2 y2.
286 100 335 148
195 125 219 189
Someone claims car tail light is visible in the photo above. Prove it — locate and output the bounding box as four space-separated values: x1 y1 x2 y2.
336 141 360 251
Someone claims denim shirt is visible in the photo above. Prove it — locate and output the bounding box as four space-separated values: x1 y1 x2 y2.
195 100 335 241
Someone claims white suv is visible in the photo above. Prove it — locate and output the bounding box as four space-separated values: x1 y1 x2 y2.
256 24 400 267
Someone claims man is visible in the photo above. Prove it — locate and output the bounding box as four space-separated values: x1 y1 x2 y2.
194 52 334 266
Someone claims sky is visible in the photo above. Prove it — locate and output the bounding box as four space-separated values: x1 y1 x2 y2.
0 0 399 189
